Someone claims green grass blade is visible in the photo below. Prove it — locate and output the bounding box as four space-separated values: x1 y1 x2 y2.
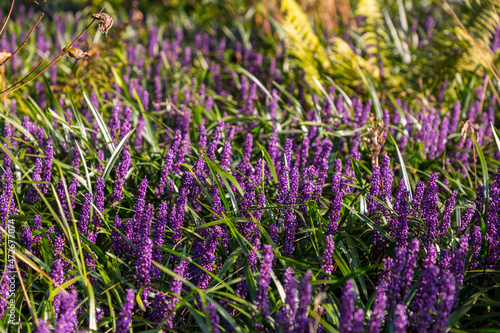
102 129 135 182
386 131 412 201
83 91 115 153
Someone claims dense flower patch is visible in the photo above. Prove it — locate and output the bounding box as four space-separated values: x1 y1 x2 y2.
0 1 500 332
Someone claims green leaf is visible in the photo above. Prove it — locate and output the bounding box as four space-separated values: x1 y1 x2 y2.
386 131 412 201
255 141 278 184
83 91 115 153
313 76 337 116
342 203 395 242
472 135 489 215
491 122 500 155
235 66 272 99
75 141 92 194
102 129 135 182
132 90 160 154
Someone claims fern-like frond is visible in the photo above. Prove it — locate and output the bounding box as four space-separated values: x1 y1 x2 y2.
462 0 499 44
451 0 499 78
280 0 330 84
327 37 378 81
354 0 390 64
455 26 494 72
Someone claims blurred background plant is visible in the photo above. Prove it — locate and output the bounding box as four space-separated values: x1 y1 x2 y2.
3 0 500 103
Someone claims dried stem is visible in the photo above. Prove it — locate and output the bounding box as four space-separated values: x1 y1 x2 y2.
0 7 104 98
0 13 44 67
25 0 47 5
0 0 15 37
13 256 34 321
5 60 43 90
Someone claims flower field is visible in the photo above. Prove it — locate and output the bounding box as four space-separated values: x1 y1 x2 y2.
1 0 500 332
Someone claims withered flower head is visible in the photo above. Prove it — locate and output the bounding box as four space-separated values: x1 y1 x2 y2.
364 113 387 167
92 13 113 35
0 52 12 64
63 47 90 59
459 119 475 143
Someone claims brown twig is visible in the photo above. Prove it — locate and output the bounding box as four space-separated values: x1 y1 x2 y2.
0 0 15 37
0 13 44 67
25 0 47 5
0 7 105 98
13 256 35 323
4 60 43 90
153 99 186 116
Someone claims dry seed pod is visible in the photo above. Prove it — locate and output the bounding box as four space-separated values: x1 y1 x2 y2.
130 1 144 23
92 13 113 35
63 47 90 59
0 52 12 64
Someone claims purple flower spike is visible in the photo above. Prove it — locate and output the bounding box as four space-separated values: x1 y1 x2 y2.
327 173 342 235
432 272 456 332
296 270 312 331
134 202 154 292
380 156 394 201
54 290 78 333
21 226 33 253
411 181 425 215
283 208 296 257
151 201 169 279
96 150 105 174
135 115 145 151
116 288 135 333
71 145 81 174
34 319 51 333
368 258 391 333
460 201 475 233
121 105 132 140
207 121 224 161
422 173 439 248
353 308 365 333
109 101 122 141
198 119 207 150
111 214 123 256
93 177 105 228
255 245 274 317
21 225 33 276
165 259 188 328
136 198 153 239
33 215 42 244
339 279 356 333
413 245 439 331
368 166 381 215
394 303 408 333
321 235 335 278
439 190 457 238
207 302 220 333
79 193 92 236
157 131 182 197
135 236 152 293
220 141 232 171
277 268 298 332
470 226 482 269
26 158 43 204
0 272 9 317
41 137 53 193
269 223 278 245
243 133 254 165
